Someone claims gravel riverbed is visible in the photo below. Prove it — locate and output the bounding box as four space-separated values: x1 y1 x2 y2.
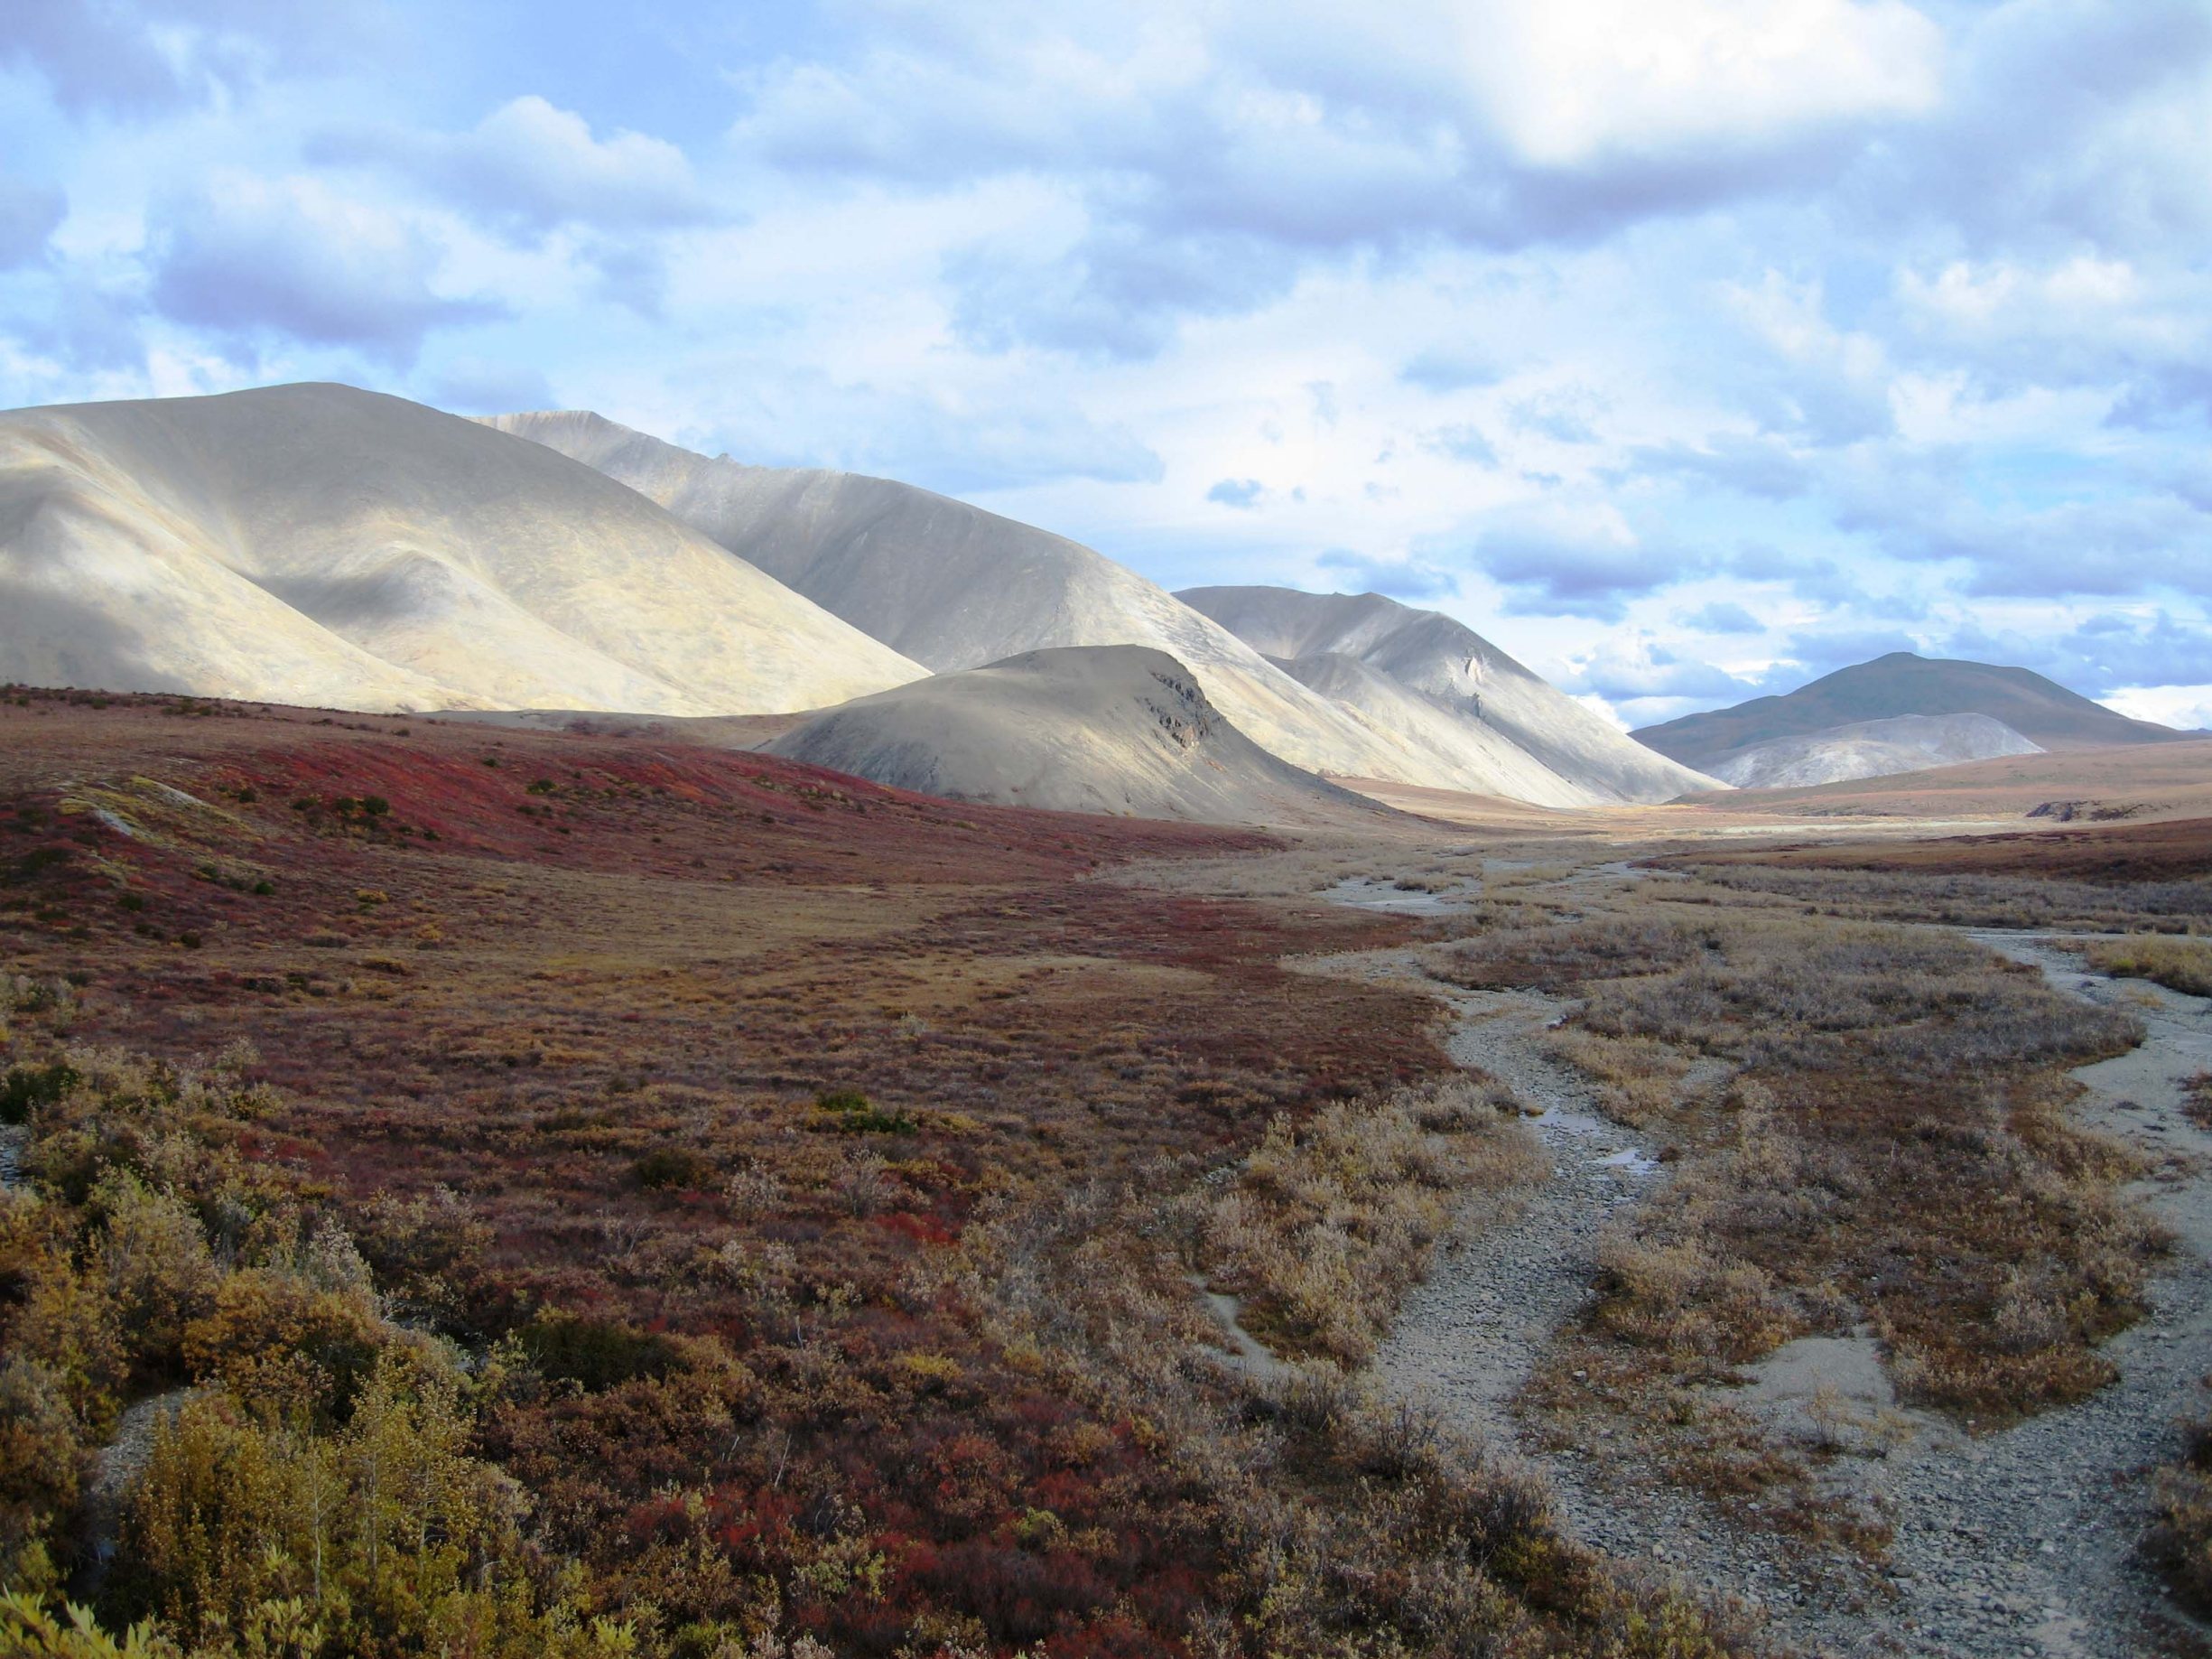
1316 921 2212 1658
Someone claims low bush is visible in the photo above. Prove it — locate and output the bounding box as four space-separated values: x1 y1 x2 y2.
519 1310 679 1391
2153 1411 2212 1611
2186 1073 2212 1131
632 1146 720 1189
809 1089 915 1135
1 1062 78 1125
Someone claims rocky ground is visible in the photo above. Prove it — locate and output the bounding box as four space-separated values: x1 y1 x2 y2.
1319 886 2212 1658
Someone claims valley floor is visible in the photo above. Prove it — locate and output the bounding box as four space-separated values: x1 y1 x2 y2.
5 686 2211 1659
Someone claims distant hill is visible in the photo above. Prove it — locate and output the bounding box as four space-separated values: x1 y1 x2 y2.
0 384 925 715
1177 586 1720 806
764 645 1383 825
1635 652 2187 779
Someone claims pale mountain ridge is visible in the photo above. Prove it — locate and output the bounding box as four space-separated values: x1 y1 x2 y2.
1708 712 2044 789
766 645 1380 825
1176 586 1721 805
488 409 1705 805
0 384 926 715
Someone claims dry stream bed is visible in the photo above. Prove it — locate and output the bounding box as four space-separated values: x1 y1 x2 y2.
1311 866 2212 1659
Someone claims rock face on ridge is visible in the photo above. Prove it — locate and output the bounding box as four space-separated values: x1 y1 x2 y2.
0 384 927 714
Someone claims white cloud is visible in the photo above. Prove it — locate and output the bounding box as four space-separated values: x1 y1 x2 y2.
149 172 497 362
311 97 711 233
1463 0 1944 167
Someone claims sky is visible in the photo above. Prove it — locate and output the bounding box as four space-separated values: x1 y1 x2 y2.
3 0 2209 731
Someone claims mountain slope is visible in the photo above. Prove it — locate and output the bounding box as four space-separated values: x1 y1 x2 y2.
486 411 1654 803
1265 652 1601 808
0 384 925 714
1176 586 1719 806
1708 713 2043 789
764 646 1380 825
1636 652 2187 777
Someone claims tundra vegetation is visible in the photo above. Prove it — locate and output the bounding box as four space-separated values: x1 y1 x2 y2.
0 692 1755 1659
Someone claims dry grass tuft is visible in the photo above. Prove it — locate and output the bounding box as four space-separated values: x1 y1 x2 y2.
1191 1077 1547 1365
1539 1028 1696 1128
2085 935 2212 997
2152 1403 2212 1614
2185 1073 2212 1132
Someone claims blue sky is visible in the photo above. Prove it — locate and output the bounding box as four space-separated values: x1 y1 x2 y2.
4 0 2209 729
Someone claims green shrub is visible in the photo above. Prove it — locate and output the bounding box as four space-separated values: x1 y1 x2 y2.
811 1090 915 1134
0 1064 77 1126
520 1312 676 1391
632 1147 718 1190
8 847 70 885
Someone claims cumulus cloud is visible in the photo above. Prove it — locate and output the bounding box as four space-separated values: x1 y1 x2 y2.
1506 386 1604 444
0 177 65 269
1421 0 1942 176
1461 505 1697 620
1399 347 1500 392
2 0 379 115
150 174 499 364
2103 683 2212 733
945 225 1299 360
1836 481 2212 601
311 97 713 235
1557 634 1761 721
1676 600 1763 634
669 367 1166 497
1627 433 1811 499
1315 548 1458 599
1767 626 1928 684
1423 424 1499 466
727 1 1958 358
